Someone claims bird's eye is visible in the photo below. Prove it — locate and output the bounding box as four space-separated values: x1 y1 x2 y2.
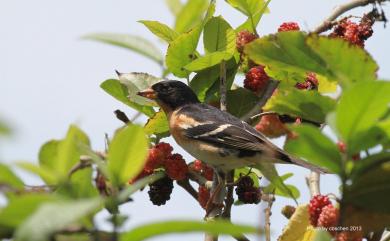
161 85 171 92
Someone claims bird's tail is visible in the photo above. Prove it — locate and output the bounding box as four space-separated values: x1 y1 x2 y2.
275 150 330 174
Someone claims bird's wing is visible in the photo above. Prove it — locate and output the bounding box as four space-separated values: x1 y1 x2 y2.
183 121 269 153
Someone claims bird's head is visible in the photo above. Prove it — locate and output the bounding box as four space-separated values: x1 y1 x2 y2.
137 80 200 112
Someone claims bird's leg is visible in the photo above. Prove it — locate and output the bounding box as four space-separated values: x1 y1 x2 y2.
205 171 226 217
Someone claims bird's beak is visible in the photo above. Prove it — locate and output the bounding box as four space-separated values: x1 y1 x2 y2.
137 88 157 100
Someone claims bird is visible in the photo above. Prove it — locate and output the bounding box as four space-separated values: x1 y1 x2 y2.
138 80 327 173
137 80 327 213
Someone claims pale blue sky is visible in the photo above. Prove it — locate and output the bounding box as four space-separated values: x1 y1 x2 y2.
1 0 389 240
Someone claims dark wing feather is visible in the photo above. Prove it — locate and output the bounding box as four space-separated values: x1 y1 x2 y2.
183 122 266 152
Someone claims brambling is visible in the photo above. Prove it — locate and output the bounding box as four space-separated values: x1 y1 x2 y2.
137 80 327 176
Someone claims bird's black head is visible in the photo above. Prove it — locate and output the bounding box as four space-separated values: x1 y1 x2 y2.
138 80 200 111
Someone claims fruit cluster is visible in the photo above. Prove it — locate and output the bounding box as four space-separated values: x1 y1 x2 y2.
309 195 361 240
129 142 188 206
330 14 374 47
235 176 261 204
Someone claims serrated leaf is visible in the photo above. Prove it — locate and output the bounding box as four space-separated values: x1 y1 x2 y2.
144 111 169 136
226 87 258 118
285 124 342 174
264 88 336 124
306 35 378 89
0 164 24 189
15 198 102 241
184 51 233 72
108 125 149 186
335 81 390 154
100 79 155 117
83 33 163 65
245 32 331 80
203 16 236 54
174 0 208 33
278 205 315 241
120 220 259 241
139 20 179 43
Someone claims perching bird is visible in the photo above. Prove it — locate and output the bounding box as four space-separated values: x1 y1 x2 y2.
137 80 328 175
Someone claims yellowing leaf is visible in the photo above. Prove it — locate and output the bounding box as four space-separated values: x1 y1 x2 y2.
144 111 169 135
279 205 315 241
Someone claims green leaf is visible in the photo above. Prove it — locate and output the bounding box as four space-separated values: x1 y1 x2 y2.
57 168 99 198
226 87 258 118
285 124 342 174
100 79 155 117
56 126 90 179
0 194 57 228
144 111 169 136
83 33 163 65
264 88 336 124
351 152 390 180
0 164 24 189
32 125 90 184
166 28 201 78
116 72 163 107
108 125 149 186
335 81 390 154
344 161 390 213
17 162 58 185
15 198 102 241
245 32 331 80
166 0 215 78
236 0 271 33
120 220 259 241
165 0 183 16
306 35 378 89
254 162 297 202
139 20 179 43
203 16 236 54
174 0 208 33
225 0 269 17
184 51 233 72
263 173 300 199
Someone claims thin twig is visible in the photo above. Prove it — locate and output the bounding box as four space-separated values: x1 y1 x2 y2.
219 60 227 112
188 170 212 188
265 194 275 241
250 111 277 120
312 0 389 33
68 156 92 178
305 171 321 198
177 178 199 201
222 170 234 219
242 79 279 123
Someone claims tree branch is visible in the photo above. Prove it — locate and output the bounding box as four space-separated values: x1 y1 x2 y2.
177 178 199 201
219 60 227 112
222 170 234 219
242 79 279 123
305 171 321 198
312 0 389 33
264 194 275 241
